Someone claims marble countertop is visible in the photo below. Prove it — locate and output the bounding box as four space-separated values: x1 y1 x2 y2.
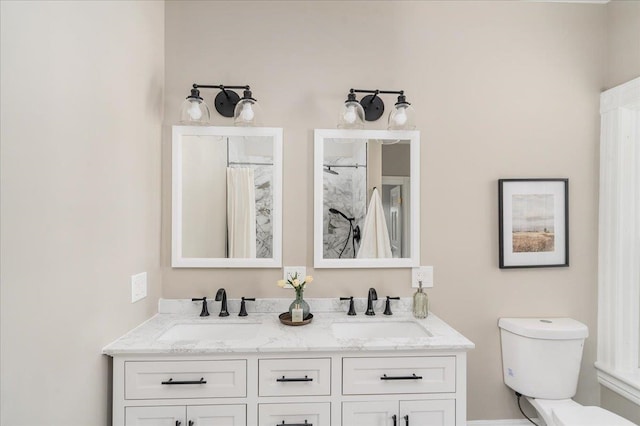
102 298 475 356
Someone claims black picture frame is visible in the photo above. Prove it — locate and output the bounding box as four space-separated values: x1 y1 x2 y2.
498 178 569 269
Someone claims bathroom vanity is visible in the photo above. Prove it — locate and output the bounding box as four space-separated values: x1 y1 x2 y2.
103 299 474 426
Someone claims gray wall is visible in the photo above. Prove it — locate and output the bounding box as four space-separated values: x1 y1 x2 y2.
606 0 640 89
0 1 164 425
163 1 607 420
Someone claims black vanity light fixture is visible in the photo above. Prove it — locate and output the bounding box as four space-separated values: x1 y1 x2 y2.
179 84 262 126
338 88 416 131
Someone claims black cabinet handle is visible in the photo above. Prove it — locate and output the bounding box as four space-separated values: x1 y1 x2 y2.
380 373 423 381
392 414 397 426
175 421 181 426
161 377 207 385
277 421 311 426
276 375 313 382
404 414 409 426
188 421 194 426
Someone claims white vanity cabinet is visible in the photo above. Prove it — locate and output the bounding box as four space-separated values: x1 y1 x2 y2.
111 351 467 426
105 307 473 426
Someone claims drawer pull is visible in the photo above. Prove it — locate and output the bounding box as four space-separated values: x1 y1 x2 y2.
277 421 311 426
188 421 194 426
380 373 423 381
276 375 313 382
176 422 181 426
161 377 207 385
404 414 409 426
392 414 397 426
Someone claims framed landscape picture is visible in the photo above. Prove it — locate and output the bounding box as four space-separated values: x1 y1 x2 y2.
498 179 569 269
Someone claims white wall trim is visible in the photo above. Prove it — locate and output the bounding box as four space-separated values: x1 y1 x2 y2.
596 76 640 405
595 362 640 405
468 420 540 426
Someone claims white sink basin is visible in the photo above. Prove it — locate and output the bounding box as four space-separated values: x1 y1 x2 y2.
158 322 258 341
331 321 432 339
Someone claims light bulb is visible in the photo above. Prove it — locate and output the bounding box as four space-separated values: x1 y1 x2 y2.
343 105 357 124
392 106 407 126
240 102 254 122
187 100 203 120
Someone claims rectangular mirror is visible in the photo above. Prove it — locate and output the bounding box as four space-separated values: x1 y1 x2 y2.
314 129 420 268
172 126 282 267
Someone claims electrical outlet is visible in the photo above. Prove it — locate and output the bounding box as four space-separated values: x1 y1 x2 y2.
283 266 306 289
131 272 147 303
412 266 433 288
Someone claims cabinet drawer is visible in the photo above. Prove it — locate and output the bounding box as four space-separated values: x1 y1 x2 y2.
342 356 455 395
125 360 246 400
259 358 331 396
258 402 330 426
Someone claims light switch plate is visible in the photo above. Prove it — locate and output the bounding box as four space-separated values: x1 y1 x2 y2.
283 266 306 289
131 272 147 303
412 266 433 288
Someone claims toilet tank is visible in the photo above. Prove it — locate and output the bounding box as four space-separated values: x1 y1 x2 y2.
498 317 588 400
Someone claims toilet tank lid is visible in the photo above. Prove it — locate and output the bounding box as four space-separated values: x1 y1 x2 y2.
498 318 588 340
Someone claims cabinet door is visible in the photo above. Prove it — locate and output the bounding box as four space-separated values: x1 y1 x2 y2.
125 406 185 426
259 402 331 426
342 401 398 426
187 404 246 426
399 400 455 426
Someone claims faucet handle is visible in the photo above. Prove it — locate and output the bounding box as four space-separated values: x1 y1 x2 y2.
340 297 357 316
191 297 210 317
383 296 400 315
238 297 255 317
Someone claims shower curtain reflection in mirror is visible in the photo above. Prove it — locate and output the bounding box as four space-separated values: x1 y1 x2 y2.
181 134 273 259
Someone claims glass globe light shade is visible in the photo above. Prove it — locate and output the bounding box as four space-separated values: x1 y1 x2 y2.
233 97 263 127
179 96 210 125
338 100 365 129
388 100 416 130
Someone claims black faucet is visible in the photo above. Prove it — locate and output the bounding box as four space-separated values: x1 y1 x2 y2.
191 297 210 317
340 296 357 316
383 296 400 315
215 288 229 317
238 297 255 317
365 288 378 316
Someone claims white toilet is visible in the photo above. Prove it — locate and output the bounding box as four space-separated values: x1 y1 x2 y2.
498 317 637 426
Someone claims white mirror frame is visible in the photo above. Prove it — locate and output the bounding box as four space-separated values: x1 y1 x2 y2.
172 125 283 268
313 129 420 268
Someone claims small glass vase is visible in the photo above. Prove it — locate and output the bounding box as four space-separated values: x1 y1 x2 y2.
289 289 310 319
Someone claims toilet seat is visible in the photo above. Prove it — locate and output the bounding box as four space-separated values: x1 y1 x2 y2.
552 405 637 426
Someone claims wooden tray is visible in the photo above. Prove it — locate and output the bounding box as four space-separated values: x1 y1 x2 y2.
279 312 313 326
